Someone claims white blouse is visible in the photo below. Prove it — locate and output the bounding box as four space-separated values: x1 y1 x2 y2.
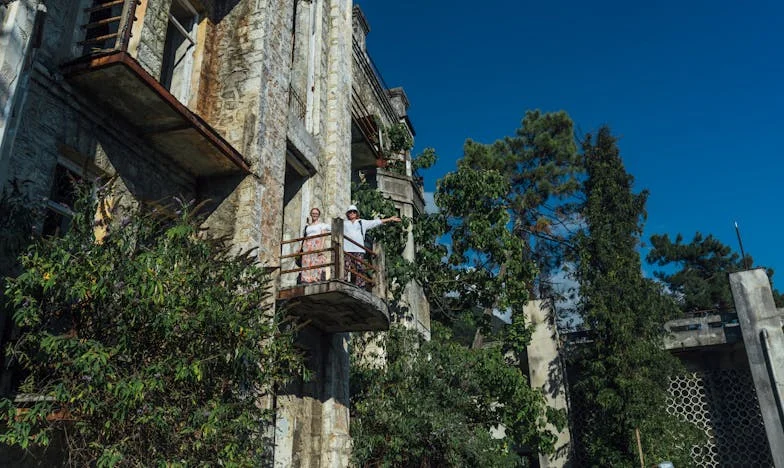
304 222 331 237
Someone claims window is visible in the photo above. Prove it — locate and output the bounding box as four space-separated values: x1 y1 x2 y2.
41 147 109 238
160 0 199 104
41 163 81 237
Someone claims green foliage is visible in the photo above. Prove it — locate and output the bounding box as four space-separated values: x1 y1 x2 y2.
412 147 437 172
350 324 559 467
457 110 581 297
349 112 581 466
385 122 414 155
570 127 703 466
381 123 415 176
430 164 535 351
417 110 580 349
0 188 302 466
0 180 39 277
647 232 784 310
351 180 414 307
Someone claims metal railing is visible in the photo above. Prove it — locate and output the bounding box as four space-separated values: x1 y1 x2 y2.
78 0 139 56
279 218 387 298
352 38 398 125
350 87 384 159
288 84 307 122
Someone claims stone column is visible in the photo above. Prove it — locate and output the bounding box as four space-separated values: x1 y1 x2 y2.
319 1 353 466
729 268 784 467
0 0 41 190
322 0 351 219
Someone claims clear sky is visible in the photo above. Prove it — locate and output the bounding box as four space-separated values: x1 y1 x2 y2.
360 1 784 280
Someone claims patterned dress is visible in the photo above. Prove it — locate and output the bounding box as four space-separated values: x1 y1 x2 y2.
300 222 331 283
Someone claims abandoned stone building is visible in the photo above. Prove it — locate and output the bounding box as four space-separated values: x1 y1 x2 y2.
0 0 428 466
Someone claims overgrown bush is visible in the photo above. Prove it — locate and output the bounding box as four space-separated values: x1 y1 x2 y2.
0 188 302 466
351 324 560 467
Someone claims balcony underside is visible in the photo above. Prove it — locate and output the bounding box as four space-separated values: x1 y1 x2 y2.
62 51 249 177
278 280 389 333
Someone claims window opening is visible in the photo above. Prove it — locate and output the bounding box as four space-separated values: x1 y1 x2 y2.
41 164 82 237
160 0 198 104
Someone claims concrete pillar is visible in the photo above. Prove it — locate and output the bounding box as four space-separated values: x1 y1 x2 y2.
729 268 784 467
524 300 572 468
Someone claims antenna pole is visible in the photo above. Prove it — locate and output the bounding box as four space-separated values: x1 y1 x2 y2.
735 221 750 270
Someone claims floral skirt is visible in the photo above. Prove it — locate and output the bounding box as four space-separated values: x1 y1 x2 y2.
301 236 328 283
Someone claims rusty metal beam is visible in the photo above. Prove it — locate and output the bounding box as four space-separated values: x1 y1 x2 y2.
61 51 250 175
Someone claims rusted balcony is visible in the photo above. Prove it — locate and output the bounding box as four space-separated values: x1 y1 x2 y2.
278 218 389 333
60 0 249 177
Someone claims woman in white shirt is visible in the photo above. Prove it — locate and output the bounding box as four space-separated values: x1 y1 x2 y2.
343 204 400 287
300 207 331 283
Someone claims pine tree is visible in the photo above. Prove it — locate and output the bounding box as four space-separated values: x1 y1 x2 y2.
647 232 784 310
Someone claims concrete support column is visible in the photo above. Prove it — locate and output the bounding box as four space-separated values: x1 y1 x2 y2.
729 268 784 467
524 300 572 468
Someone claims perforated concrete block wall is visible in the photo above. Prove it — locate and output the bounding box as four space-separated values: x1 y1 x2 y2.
667 369 772 467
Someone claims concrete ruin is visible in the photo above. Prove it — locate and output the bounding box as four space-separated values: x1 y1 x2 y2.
556 270 784 466
0 1 429 466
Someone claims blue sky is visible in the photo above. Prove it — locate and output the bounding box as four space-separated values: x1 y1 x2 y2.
360 1 784 282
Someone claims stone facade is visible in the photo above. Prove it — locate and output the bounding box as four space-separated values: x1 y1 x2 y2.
0 1 428 466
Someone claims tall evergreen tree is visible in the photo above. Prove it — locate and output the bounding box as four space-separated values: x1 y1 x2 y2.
647 232 784 310
570 127 701 466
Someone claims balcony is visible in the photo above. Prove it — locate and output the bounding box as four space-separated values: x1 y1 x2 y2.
663 311 742 350
369 168 426 216
350 88 383 168
60 0 249 177
278 218 389 333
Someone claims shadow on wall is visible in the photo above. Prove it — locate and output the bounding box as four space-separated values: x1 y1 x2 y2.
95 131 244 230
279 325 350 407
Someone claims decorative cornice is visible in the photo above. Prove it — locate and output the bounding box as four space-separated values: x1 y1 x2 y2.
352 5 371 36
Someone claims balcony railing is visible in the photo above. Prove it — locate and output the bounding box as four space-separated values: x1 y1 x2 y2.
350 87 384 166
277 218 389 333
288 84 307 122
79 0 139 55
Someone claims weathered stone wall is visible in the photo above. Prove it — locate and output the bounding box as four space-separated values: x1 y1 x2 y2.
0 0 39 189
2 3 422 468
5 67 196 212
198 0 293 260
135 0 172 79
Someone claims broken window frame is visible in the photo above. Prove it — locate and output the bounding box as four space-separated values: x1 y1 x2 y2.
160 0 200 105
